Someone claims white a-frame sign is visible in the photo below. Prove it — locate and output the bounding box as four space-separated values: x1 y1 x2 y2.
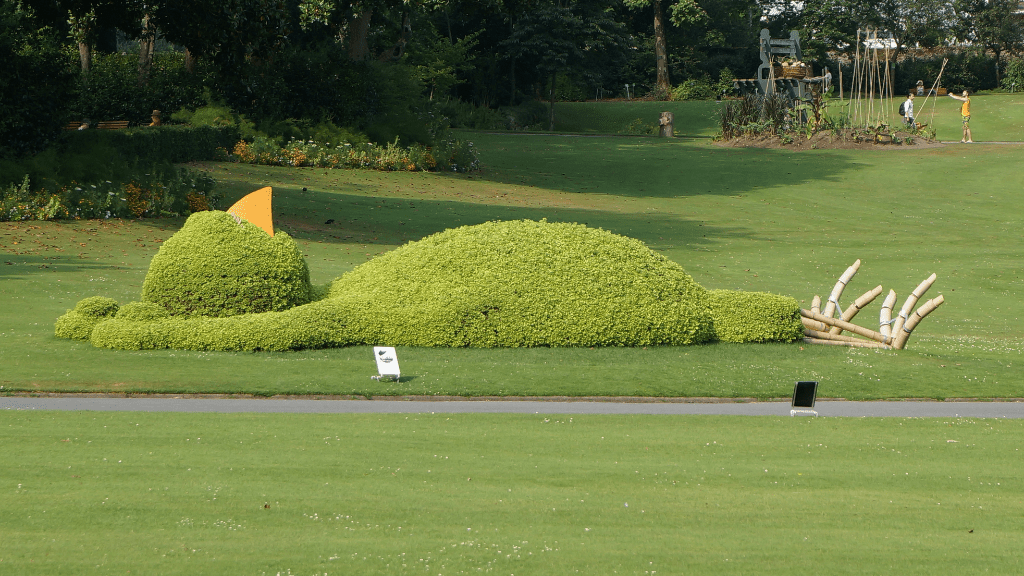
372 346 401 381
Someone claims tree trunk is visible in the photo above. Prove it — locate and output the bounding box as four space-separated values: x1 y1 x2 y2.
653 0 670 92
138 13 156 86
548 70 556 131
185 49 196 74
348 10 373 61
994 47 1002 84
509 19 516 107
78 41 91 72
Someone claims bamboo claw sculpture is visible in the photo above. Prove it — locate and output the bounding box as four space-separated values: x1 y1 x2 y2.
830 284 883 335
879 289 897 339
802 262 943 350
822 259 860 320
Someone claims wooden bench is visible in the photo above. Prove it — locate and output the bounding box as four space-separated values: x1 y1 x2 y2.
65 121 88 131
95 120 130 130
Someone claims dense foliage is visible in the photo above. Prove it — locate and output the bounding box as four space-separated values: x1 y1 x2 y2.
140 211 314 317
325 220 715 347
7 0 1020 166
707 289 803 343
60 219 813 351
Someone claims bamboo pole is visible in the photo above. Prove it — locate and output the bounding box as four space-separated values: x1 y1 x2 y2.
822 260 861 320
879 289 897 339
853 29 862 125
800 309 894 346
891 273 937 337
801 316 829 332
839 60 844 100
803 337 890 349
804 328 874 344
893 295 945 349
811 295 821 315
830 284 883 335
921 58 949 127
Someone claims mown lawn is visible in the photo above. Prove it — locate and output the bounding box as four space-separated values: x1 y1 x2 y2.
1 100 1022 399
2 411 1022 575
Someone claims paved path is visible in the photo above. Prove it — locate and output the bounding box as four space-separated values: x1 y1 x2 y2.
3 397 1023 418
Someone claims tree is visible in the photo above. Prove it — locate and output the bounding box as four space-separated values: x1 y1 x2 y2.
797 0 952 62
155 0 290 74
954 0 1024 83
624 0 706 92
0 1 77 156
23 0 143 72
503 0 627 129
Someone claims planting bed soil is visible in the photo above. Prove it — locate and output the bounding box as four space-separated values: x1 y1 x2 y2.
718 128 944 150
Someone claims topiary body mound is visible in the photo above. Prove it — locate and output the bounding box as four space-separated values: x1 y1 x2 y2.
141 211 313 317
60 219 803 351
327 219 715 347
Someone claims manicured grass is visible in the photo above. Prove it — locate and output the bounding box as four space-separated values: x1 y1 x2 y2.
2 411 1022 575
2 101 1023 398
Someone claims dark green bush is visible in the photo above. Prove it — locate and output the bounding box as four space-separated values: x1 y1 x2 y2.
140 211 313 317
708 289 803 343
70 52 208 125
61 124 240 165
53 296 119 340
0 5 77 158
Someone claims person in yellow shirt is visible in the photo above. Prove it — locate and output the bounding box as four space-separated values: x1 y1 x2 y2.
948 90 973 143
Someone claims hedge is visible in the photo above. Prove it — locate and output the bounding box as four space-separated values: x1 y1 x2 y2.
61 220 812 351
53 296 119 340
140 211 313 317
708 289 803 343
60 124 239 165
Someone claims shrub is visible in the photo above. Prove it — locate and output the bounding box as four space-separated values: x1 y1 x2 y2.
0 5 77 158
1 167 219 222
61 221 810 352
432 99 506 130
140 211 313 317
115 301 170 322
70 51 207 126
53 296 119 340
326 220 715 347
1001 58 1024 92
622 118 656 135
230 135 478 172
708 289 803 343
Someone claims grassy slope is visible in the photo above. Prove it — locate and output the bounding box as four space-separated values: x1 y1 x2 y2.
1 99 1022 399
2 411 1022 575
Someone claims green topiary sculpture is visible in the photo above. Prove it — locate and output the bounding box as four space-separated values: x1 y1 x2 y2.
327 219 715 347
60 218 814 351
140 210 313 317
54 296 120 340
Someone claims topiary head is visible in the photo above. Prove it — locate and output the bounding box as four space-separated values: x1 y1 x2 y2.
141 211 312 317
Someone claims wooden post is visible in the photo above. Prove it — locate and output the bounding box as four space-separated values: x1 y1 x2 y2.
659 112 674 137
811 295 821 315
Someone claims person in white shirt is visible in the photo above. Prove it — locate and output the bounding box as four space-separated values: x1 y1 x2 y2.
902 93 915 128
